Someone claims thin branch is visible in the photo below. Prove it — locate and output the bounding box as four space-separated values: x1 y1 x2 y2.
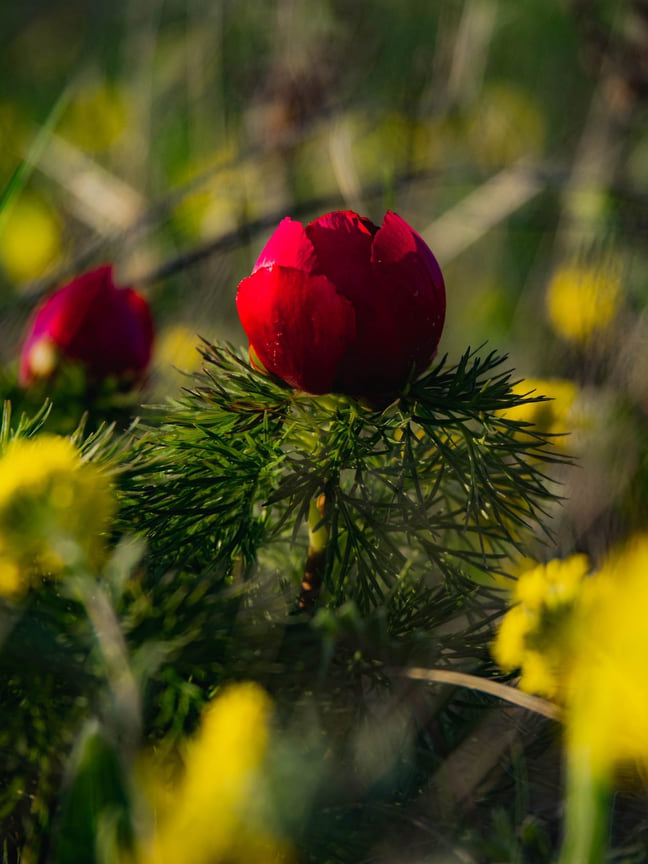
421 160 545 264
390 665 561 721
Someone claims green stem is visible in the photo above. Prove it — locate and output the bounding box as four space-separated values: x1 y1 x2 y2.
298 493 330 612
73 577 142 757
559 746 612 864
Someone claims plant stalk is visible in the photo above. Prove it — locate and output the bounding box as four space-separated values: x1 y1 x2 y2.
298 493 330 612
559 746 611 864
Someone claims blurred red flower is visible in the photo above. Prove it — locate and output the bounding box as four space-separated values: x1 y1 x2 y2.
19 264 154 386
236 210 445 397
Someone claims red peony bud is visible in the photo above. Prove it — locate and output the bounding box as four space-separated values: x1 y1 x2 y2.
19 264 154 386
236 210 445 397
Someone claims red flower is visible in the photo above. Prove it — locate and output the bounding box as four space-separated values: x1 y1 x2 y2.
236 210 445 397
19 264 154 386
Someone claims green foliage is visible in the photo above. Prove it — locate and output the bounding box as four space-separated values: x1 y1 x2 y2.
52 721 134 864
121 342 563 610
0 398 51 448
0 363 149 438
105 344 567 863
0 345 571 861
0 343 568 857
0 584 95 857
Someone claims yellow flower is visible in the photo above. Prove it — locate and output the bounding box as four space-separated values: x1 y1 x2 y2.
546 263 622 343
495 537 648 858
492 605 529 671
0 194 61 283
503 378 578 443
0 435 115 595
491 555 590 699
495 537 648 779
518 649 560 699
137 682 292 864
60 80 128 152
467 82 546 168
566 536 648 776
514 555 588 611
155 325 202 376
0 555 21 597
171 147 266 240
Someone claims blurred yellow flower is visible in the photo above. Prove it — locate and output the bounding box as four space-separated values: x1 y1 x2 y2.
60 80 128 152
515 555 588 611
137 682 292 864
171 148 267 240
0 556 21 598
0 435 115 596
494 536 648 781
566 535 648 776
502 378 578 445
491 555 590 698
546 263 622 343
0 194 61 283
155 325 202 376
467 82 546 168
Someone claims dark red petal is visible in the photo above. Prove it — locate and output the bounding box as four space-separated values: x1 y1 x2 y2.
370 211 418 264
372 211 446 365
59 269 119 368
19 265 154 383
334 285 422 396
237 265 355 395
372 211 445 291
309 210 377 238
374 212 446 308
19 266 111 383
46 266 112 348
75 288 153 377
252 217 318 274
334 213 446 396
305 211 377 301
123 288 155 369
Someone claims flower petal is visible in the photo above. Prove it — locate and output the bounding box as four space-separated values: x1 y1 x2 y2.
305 211 376 301
370 210 418 263
252 217 318 274
83 287 153 376
19 267 109 383
237 265 355 394
122 288 155 369
19 265 153 383
371 211 445 367
371 211 445 313
331 214 445 395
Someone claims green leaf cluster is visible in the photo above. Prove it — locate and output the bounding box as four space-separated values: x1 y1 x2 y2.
0 344 567 861
121 342 564 611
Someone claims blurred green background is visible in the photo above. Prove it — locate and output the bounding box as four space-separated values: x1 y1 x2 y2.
3 5 648 860
2 0 648 553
